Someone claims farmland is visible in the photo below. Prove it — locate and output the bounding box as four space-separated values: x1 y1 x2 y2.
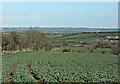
2 32 119 83
1 1 119 83
48 32 118 54
2 51 118 82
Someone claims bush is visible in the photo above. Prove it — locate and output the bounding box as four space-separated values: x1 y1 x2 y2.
111 45 120 55
63 48 70 52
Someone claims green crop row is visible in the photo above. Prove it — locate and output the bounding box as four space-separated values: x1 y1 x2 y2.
2 51 118 82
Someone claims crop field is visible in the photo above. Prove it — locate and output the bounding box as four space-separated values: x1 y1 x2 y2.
2 51 118 83
48 32 118 55
48 32 118 48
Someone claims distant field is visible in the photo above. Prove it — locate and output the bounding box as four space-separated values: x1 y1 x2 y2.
47 32 118 48
47 32 118 55
2 51 118 82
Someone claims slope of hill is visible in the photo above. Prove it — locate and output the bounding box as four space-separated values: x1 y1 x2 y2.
2 51 118 82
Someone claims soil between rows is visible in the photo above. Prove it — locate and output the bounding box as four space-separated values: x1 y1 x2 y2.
5 62 20 83
27 61 43 84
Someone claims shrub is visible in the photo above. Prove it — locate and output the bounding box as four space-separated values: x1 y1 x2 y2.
63 48 70 52
111 45 120 55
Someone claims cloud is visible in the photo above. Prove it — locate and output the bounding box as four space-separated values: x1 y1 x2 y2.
22 14 29 17
85 14 94 19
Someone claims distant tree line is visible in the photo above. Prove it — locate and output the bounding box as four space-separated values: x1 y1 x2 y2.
2 30 53 51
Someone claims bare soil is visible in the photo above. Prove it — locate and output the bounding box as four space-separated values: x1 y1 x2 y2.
27 61 43 84
5 62 20 83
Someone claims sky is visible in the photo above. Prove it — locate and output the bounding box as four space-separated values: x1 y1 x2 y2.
1 0 119 2
2 2 118 28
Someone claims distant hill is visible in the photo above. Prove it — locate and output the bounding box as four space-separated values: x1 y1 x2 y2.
2 27 118 33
